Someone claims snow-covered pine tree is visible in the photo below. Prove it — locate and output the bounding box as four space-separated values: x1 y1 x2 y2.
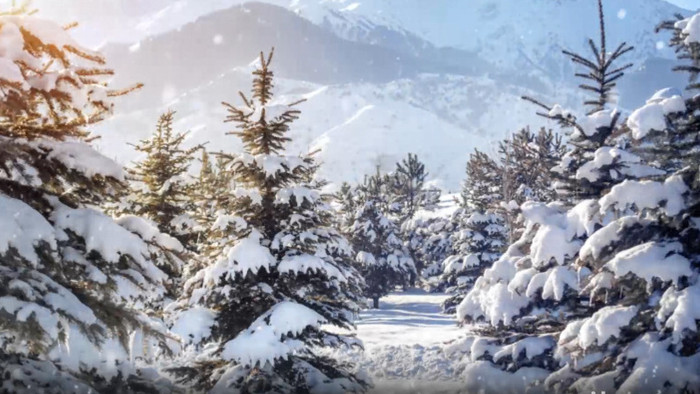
0 5 179 392
117 110 201 250
333 181 360 231
167 49 366 393
441 149 507 313
350 172 416 308
523 0 635 205
403 214 455 290
497 127 565 241
447 1 660 389
389 153 444 282
459 149 503 211
188 150 235 241
391 153 429 222
545 13 700 393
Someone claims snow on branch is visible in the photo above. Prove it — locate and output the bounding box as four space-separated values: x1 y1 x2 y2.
605 242 692 286
221 301 326 366
627 93 686 139
599 175 688 216
0 194 56 265
199 230 276 284
278 254 348 283
0 12 140 137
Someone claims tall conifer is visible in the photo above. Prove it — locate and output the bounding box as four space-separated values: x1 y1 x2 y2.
168 49 366 393
0 5 176 392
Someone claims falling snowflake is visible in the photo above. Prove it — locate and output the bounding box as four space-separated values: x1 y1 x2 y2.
128 41 141 53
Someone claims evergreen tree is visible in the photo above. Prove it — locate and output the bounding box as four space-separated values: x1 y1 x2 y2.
403 214 455 289
441 212 506 314
349 173 416 308
0 6 177 392
167 49 366 393
119 110 201 250
389 153 443 282
459 149 503 212
333 181 360 231
497 127 566 241
391 153 429 222
189 150 235 241
441 150 507 313
439 130 563 305
447 1 659 390
545 14 700 393
523 0 634 204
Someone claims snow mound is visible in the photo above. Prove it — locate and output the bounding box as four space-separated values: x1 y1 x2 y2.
677 13 700 44
563 306 638 349
657 284 700 343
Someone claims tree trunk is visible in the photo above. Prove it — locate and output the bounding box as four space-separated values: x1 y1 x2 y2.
372 297 379 309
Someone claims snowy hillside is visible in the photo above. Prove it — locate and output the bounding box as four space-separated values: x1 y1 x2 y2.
88 0 691 190
285 0 682 63
96 66 565 190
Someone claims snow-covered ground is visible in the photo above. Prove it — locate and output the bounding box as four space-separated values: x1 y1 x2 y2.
357 290 462 348
342 290 470 393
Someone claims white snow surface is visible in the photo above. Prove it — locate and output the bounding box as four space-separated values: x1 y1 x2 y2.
616 333 700 393
337 290 464 393
576 147 664 182
340 291 561 393
657 283 700 343
170 306 217 345
278 253 347 282
563 306 638 350
116 215 184 252
332 290 552 393
354 291 462 349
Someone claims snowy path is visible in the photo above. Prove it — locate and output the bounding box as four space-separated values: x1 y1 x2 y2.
345 290 470 393
357 290 463 347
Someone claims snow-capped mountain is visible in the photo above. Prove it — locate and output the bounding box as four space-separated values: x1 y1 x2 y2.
92 0 691 190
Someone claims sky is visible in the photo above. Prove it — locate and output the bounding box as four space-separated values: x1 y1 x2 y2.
0 0 698 48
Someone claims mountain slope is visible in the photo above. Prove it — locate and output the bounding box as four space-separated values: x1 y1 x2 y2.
96 66 544 190
93 0 692 190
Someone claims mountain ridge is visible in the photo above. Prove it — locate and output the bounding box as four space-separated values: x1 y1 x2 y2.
93 0 691 190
